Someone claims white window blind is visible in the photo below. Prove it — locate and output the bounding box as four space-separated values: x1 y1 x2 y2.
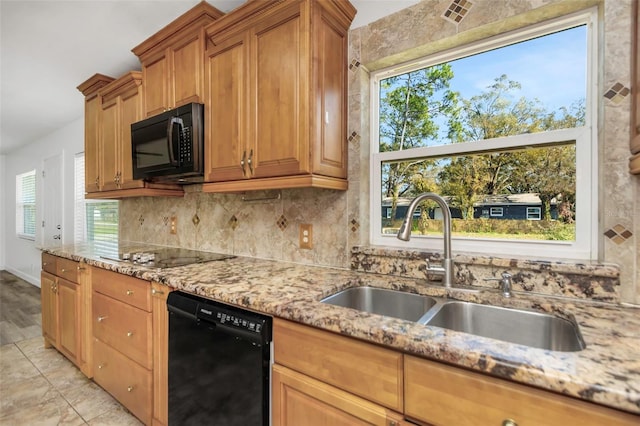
74 154 86 243
16 169 36 240
74 153 119 255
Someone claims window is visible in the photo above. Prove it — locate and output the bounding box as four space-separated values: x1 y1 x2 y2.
489 207 503 218
527 207 542 220
370 10 597 260
16 169 36 240
74 153 119 255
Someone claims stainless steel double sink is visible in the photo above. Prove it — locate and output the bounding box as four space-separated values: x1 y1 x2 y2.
320 286 585 352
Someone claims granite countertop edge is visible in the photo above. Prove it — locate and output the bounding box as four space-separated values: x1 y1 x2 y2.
41 246 640 416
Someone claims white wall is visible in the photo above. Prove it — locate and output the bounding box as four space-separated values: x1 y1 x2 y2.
3 118 83 287
0 154 5 270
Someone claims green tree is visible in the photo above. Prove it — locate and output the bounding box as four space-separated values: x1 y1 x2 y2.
379 65 460 219
439 75 583 221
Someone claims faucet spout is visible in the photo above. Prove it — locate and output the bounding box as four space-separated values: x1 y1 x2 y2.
396 193 453 288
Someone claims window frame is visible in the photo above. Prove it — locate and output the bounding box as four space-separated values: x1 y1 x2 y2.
526 207 542 221
16 169 37 241
369 9 599 261
489 207 504 218
74 152 119 251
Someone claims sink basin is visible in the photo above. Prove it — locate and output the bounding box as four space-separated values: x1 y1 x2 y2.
423 301 585 352
321 287 438 322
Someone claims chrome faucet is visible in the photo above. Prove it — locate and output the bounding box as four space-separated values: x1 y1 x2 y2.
396 193 453 288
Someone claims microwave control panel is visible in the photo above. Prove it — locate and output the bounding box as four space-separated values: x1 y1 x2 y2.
180 127 192 164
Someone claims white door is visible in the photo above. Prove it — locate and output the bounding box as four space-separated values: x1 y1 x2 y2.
43 154 63 247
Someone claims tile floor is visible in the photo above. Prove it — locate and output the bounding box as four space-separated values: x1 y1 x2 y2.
0 271 142 425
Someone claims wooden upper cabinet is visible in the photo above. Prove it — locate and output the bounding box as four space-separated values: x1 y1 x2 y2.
203 0 356 192
132 2 224 118
99 72 145 191
77 74 116 194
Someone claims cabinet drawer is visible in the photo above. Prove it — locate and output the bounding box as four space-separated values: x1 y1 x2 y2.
92 267 151 311
56 257 80 283
42 253 57 275
273 319 403 412
93 292 152 369
93 338 152 425
404 355 639 426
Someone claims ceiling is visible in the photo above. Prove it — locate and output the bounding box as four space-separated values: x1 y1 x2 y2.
0 0 420 155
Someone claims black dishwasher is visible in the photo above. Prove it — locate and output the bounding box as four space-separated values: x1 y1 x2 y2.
167 291 272 426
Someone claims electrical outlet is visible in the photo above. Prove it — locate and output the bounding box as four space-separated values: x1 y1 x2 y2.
170 216 177 234
299 224 313 249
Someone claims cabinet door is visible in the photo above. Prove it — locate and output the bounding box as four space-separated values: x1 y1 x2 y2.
40 272 58 346
171 32 204 109
250 3 309 178
205 32 249 182
311 4 348 178
100 97 119 191
118 87 144 189
84 94 102 193
273 364 405 426
143 51 170 117
57 277 80 365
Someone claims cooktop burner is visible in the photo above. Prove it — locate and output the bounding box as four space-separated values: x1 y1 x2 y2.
100 247 235 268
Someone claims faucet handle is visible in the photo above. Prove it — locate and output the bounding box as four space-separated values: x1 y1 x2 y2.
425 259 446 282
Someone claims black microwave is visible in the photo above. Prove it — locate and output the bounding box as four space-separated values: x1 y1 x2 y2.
131 103 204 183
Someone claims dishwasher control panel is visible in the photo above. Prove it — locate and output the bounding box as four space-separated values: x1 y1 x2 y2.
167 290 271 344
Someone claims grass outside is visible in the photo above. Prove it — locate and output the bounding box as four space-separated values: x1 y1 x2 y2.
383 218 575 241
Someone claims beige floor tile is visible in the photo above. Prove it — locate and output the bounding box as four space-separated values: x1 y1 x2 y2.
42 361 89 391
85 404 143 426
0 344 41 385
0 388 85 426
61 380 122 421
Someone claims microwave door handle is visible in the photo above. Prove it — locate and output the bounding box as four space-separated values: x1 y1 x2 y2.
166 117 183 167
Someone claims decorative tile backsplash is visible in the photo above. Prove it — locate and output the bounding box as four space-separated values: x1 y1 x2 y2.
442 0 474 24
603 82 631 104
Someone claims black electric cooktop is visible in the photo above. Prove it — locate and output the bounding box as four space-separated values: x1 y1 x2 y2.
100 246 235 268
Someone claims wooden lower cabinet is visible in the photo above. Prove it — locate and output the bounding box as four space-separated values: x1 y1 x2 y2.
40 254 88 373
272 364 407 426
93 338 152 423
404 355 639 426
91 266 154 425
274 319 639 426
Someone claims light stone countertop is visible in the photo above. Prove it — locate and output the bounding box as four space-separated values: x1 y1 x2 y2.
43 244 640 416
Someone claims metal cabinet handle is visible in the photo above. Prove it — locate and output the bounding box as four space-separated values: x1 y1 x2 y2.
97 316 107 322
151 288 164 295
98 364 104 370
240 150 247 176
127 385 134 392
126 290 134 296
127 331 133 337
502 420 518 426
95 177 99 188
247 149 254 175
77 265 86 271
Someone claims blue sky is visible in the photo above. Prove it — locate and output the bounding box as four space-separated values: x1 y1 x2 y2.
448 25 587 112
